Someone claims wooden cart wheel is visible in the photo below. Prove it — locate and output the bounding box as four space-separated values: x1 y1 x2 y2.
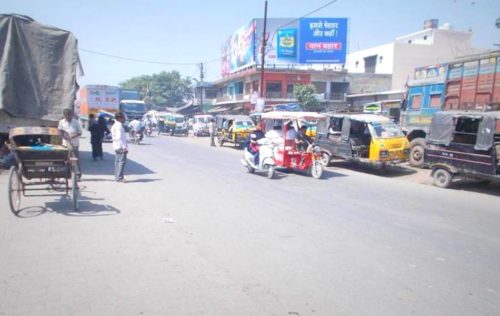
8 166 21 212
71 170 79 211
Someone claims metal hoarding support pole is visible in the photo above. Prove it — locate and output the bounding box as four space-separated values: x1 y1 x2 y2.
259 0 268 98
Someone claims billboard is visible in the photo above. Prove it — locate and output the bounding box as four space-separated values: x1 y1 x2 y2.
277 28 297 59
222 17 348 76
299 18 348 64
85 85 120 109
221 21 256 76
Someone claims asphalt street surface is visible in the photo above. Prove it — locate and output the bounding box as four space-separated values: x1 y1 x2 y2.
1 132 499 315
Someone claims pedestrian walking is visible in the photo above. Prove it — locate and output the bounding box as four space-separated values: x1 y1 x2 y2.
111 112 128 182
89 114 110 160
58 108 82 178
209 118 216 147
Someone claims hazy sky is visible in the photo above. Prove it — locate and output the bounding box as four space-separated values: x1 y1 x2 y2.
3 0 500 86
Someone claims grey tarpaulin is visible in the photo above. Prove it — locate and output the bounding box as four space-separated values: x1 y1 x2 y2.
474 115 495 151
427 112 455 145
0 14 83 121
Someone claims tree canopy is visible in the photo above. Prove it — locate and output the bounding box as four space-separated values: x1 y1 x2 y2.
119 71 193 108
294 84 322 112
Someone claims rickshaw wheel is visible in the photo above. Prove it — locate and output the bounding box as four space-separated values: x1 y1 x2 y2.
246 165 255 174
267 165 275 179
71 171 79 211
218 138 224 147
8 166 21 212
433 168 452 188
320 152 331 166
310 162 324 179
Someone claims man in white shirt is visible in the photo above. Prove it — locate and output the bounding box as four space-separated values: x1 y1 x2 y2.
58 109 82 178
285 122 297 140
128 119 143 141
111 112 128 182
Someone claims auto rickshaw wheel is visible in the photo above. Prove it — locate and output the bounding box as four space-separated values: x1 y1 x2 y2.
409 138 426 168
71 170 79 211
8 165 21 213
267 165 275 179
433 168 452 188
310 162 324 179
320 151 331 166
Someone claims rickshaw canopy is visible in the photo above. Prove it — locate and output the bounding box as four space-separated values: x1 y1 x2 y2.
261 111 326 121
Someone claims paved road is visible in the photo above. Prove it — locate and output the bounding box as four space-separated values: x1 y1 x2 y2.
1 132 499 315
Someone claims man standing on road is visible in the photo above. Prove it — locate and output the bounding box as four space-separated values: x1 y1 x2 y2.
58 109 82 178
209 118 216 147
111 112 128 182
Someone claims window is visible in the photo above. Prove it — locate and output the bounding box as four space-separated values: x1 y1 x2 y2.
408 40 412 44
355 61 359 68
452 117 480 145
423 35 428 40
379 56 383 63
364 55 377 73
430 94 441 108
411 95 422 110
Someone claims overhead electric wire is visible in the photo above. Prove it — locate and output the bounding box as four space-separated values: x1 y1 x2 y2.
201 0 341 64
79 0 340 67
79 48 202 66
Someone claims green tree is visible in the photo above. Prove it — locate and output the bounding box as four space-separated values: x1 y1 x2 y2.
120 71 193 108
293 84 322 112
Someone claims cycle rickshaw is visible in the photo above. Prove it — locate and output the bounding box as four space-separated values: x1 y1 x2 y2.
7 126 80 213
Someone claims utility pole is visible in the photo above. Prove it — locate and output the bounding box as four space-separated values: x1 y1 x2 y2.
199 62 204 112
259 0 268 98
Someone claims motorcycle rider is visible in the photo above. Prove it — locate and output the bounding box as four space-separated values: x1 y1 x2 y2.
128 119 143 142
247 133 260 165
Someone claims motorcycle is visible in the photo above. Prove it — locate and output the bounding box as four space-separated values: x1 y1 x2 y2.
241 138 277 179
130 129 144 144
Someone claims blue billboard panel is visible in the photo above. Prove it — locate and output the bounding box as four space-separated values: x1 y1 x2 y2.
299 18 347 64
277 28 297 60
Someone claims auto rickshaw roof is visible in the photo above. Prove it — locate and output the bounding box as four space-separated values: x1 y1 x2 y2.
260 111 326 120
216 114 252 121
324 113 392 123
434 110 500 120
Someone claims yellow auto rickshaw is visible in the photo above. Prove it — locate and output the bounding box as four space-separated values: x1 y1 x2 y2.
215 114 255 147
315 113 410 168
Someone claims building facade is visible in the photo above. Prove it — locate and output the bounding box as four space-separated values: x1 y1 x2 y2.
345 21 484 91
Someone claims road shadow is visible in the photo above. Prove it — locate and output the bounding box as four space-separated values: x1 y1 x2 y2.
11 206 48 218
330 160 417 177
448 180 500 197
277 168 346 179
79 151 155 176
11 195 120 218
45 195 121 217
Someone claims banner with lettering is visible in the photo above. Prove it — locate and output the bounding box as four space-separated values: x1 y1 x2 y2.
299 18 348 64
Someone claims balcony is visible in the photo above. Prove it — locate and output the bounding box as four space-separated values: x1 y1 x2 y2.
327 92 347 102
215 94 246 103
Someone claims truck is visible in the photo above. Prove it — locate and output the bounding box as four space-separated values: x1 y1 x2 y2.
76 85 146 127
400 50 500 167
119 99 147 122
0 14 82 136
77 85 120 128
